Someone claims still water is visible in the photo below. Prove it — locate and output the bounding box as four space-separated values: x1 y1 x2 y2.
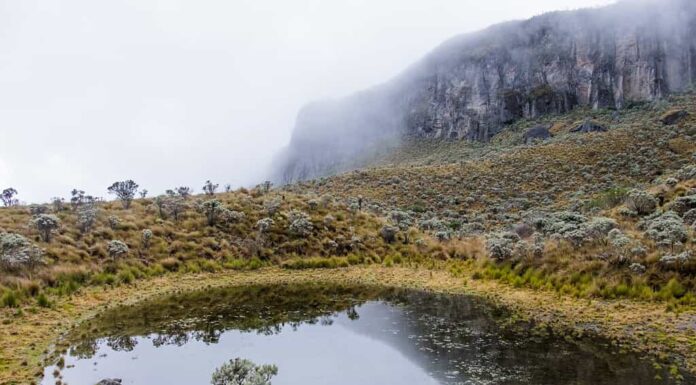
42 283 688 385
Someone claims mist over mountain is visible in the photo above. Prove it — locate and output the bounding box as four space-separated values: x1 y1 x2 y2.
274 0 696 184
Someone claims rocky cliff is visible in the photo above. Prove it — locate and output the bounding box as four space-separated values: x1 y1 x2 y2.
274 0 696 184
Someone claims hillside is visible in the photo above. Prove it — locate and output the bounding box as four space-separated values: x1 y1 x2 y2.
287 92 696 305
274 0 696 183
0 187 420 308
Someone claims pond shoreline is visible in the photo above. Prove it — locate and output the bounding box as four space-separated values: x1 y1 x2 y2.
1 266 695 384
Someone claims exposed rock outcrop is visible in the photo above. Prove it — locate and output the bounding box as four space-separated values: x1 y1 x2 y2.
522 125 551 144
660 109 689 125
275 0 696 183
570 119 608 133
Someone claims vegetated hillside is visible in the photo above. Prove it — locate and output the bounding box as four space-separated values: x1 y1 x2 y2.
0 187 420 307
288 94 696 305
275 0 696 183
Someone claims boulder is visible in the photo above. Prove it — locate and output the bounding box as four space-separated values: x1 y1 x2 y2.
670 195 696 216
684 208 696 226
522 125 551 144
660 109 689 125
570 119 608 133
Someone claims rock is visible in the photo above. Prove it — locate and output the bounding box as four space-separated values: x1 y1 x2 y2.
660 109 689 125
274 0 696 183
570 119 608 133
670 195 696 216
522 125 551 144
685 209 696 226
96 380 122 385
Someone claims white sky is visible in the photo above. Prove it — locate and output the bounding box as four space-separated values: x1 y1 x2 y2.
0 0 614 203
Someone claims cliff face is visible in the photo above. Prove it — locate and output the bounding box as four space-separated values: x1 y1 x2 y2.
275 0 696 183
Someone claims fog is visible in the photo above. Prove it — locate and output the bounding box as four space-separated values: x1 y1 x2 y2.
0 0 614 203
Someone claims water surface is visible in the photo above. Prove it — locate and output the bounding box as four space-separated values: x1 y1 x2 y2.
42 283 687 385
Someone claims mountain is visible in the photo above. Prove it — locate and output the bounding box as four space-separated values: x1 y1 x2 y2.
273 0 696 184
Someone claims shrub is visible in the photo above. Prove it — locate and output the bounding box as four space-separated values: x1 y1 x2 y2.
645 211 688 247
659 251 693 271
264 199 281 217
676 164 696 181
29 214 60 243
107 180 139 209
106 240 129 261
141 229 153 249
323 215 335 228
166 196 187 221
211 358 277 385
608 229 631 249
256 218 274 233
77 206 98 233
221 209 245 224
108 215 121 230
625 189 657 216
36 293 51 308
28 205 48 215
1 187 18 207
0 233 44 272
200 200 224 226
202 180 219 196
51 197 65 212
117 269 135 284
1 290 19 308
584 217 617 240
287 210 313 237
153 195 168 219
485 232 520 261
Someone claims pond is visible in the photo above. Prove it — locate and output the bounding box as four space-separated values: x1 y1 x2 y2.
42 283 689 385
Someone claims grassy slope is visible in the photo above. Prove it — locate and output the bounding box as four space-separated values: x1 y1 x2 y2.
303 95 696 216
0 189 421 308
291 94 696 304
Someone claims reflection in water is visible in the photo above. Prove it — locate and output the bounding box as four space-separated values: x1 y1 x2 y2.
42 283 689 385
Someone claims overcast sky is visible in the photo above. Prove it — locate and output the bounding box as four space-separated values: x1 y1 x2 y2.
0 0 614 203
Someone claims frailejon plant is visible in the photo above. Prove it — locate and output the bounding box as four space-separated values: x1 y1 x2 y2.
211 358 277 385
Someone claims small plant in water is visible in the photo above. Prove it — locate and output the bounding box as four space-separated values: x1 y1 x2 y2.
211 358 278 385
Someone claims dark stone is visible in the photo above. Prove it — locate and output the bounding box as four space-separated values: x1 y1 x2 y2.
570 119 608 133
660 109 689 125
96 379 122 385
522 125 551 144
